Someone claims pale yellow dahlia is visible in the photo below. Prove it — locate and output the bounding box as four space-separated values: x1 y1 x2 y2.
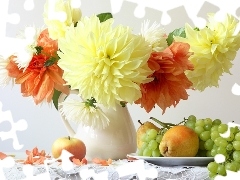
0 55 13 86
175 14 240 91
141 20 168 52
43 0 82 40
59 98 110 129
58 15 153 108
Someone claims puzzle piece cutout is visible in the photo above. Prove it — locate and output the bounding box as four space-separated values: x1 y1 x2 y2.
112 0 215 34
0 0 20 39
4 0 44 38
116 159 158 180
113 0 240 23
80 168 109 180
0 101 28 150
0 156 15 180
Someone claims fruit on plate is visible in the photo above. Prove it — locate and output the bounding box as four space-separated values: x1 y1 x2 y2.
51 136 86 160
159 125 199 157
137 120 160 149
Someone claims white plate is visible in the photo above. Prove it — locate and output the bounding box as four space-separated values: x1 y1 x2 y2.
127 153 214 166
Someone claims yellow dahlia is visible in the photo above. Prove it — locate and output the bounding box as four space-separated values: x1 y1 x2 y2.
175 14 240 91
43 0 82 40
57 15 153 108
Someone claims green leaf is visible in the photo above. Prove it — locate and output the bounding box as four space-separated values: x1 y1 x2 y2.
44 56 58 67
120 101 127 107
97 13 113 22
52 89 62 110
166 27 186 46
35 46 43 54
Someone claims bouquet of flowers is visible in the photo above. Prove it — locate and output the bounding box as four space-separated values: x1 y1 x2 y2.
1 0 240 129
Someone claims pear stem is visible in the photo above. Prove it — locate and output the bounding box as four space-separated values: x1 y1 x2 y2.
138 120 143 125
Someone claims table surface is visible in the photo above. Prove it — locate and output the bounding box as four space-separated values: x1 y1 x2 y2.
2 152 211 180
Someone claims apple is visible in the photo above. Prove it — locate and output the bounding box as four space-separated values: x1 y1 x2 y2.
51 136 86 160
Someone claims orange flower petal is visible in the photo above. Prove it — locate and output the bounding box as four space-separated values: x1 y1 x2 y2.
37 29 58 57
6 56 22 78
92 158 112 166
136 42 194 113
0 152 7 160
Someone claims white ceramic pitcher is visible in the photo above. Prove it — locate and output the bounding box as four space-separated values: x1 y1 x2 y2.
58 90 137 160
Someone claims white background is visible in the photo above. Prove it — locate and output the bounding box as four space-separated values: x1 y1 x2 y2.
0 0 240 153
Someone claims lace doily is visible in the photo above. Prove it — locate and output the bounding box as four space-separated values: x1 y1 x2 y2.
3 159 210 180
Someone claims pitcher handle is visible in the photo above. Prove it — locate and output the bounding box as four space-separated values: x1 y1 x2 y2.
58 90 79 137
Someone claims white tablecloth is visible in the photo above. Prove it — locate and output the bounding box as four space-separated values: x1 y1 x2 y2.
3 159 210 180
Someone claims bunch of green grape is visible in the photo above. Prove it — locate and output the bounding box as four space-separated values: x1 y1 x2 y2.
137 129 163 157
184 115 220 157
185 115 240 178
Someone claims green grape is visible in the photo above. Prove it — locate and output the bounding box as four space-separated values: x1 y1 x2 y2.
212 119 221 126
231 126 239 134
235 132 240 141
204 118 212 125
204 124 212 131
218 124 228 133
195 126 204 135
152 149 161 157
233 141 240 150
207 161 218 173
195 119 205 127
206 150 212 157
161 128 168 134
204 139 214 150
217 146 227 155
219 139 228 148
226 143 233 151
211 131 220 140
211 148 218 157
188 115 197 122
208 172 216 179
214 137 224 146
233 151 240 162
155 134 163 143
141 134 148 142
148 140 158 150
226 132 235 141
185 121 195 130
217 164 227 176
225 162 238 172
147 129 158 139
145 135 155 142
231 161 240 171
141 142 148 150
211 126 218 132
143 147 152 157
200 131 211 141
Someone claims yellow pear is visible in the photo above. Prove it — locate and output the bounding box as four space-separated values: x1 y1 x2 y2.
137 120 160 149
159 125 199 157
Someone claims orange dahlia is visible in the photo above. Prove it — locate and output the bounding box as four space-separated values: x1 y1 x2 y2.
135 42 194 113
6 28 69 104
